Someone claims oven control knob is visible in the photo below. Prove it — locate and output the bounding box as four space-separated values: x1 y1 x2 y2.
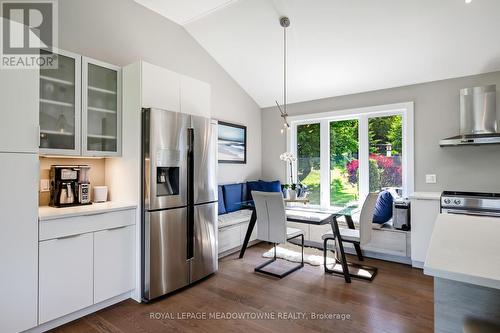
444 199 451 205
454 199 461 205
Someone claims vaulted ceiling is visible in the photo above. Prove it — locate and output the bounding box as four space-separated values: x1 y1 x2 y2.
135 0 500 107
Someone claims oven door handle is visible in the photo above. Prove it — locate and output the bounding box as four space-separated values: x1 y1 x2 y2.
442 209 500 217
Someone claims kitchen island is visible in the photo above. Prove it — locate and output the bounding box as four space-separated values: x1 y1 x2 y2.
424 213 500 333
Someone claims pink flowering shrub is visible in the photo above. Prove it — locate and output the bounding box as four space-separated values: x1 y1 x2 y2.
346 154 402 188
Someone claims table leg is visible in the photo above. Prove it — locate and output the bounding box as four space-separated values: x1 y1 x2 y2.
345 215 364 261
330 216 351 283
239 208 257 259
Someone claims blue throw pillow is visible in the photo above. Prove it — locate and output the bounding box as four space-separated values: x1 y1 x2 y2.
217 186 226 215
246 181 263 200
373 191 394 224
222 183 243 213
260 180 282 193
247 180 282 199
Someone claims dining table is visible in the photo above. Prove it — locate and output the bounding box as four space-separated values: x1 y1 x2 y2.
238 200 376 283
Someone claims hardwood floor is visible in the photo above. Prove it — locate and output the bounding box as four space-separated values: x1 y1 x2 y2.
50 243 434 333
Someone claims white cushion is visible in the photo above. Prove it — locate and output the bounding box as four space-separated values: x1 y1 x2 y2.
286 227 303 239
321 229 360 242
339 215 383 230
218 209 253 228
322 233 335 240
339 228 360 242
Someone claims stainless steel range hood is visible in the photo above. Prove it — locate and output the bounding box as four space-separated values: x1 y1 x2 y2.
440 85 500 146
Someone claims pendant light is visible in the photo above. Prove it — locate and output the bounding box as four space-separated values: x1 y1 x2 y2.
276 16 290 134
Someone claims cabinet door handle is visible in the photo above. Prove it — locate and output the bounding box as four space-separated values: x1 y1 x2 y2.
82 212 107 217
56 234 81 241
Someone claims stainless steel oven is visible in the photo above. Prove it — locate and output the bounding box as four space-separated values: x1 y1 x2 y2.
440 191 500 217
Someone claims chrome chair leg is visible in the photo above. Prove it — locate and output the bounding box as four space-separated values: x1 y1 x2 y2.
254 234 304 278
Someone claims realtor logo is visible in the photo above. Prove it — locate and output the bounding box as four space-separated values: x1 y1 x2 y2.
1 0 58 69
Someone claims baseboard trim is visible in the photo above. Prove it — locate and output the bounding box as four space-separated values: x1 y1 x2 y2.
412 260 424 269
23 291 133 333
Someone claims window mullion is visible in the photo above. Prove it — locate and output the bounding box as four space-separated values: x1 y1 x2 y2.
359 115 369 200
320 120 330 208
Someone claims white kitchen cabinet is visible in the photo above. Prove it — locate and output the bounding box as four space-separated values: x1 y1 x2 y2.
38 207 136 326
82 57 122 156
39 207 135 241
180 74 211 117
124 61 211 117
0 154 38 333
94 225 135 303
411 195 441 267
0 68 39 153
39 50 81 155
141 61 180 112
39 50 122 157
39 233 94 324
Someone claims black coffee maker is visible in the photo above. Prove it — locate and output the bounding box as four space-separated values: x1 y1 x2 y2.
49 166 91 207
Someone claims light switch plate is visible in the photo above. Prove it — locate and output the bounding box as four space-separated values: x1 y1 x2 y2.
425 174 437 184
40 179 50 192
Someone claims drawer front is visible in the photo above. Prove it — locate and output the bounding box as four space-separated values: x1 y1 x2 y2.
309 224 331 243
39 233 93 324
218 225 241 253
240 222 258 242
364 229 407 255
94 225 135 303
287 222 310 240
40 209 135 241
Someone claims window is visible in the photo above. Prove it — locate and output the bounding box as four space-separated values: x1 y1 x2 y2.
297 123 321 205
289 103 413 209
330 120 359 207
368 115 403 194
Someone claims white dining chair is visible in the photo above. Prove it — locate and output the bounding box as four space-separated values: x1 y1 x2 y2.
252 191 304 278
322 192 379 282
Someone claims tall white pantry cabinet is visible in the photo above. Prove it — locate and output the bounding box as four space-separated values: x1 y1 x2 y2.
0 69 39 332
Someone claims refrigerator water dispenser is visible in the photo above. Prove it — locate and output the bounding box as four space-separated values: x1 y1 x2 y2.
157 167 179 196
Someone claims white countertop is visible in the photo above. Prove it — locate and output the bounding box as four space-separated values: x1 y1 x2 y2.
424 213 500 290
409 192 441 200
39 202 137 221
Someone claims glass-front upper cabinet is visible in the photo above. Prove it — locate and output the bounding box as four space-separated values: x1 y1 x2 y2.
82 58 121 156
39 50 81 155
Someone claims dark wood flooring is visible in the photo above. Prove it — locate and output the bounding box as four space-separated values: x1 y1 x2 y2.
50 243 434 333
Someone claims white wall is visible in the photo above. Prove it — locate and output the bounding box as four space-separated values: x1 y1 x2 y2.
262 71 500 192
58 0 261 184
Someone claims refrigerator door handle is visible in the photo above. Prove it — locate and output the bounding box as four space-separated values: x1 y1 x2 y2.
187 128 195 260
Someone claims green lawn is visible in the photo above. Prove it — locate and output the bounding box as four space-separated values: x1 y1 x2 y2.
300 168 358 206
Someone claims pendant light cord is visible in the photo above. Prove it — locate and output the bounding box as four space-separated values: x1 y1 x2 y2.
277 17 290 130
283 23 287 115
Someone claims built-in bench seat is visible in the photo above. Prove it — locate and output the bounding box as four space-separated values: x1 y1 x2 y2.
218 209 253 228
217 183 411 264
217 183 259 257
288 213 410 264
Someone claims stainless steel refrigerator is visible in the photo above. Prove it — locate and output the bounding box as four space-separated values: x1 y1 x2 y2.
141 108 218 301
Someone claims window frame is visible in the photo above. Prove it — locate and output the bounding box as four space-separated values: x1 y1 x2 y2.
287 102 414 209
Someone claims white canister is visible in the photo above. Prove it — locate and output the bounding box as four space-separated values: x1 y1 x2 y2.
93 186 108 203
